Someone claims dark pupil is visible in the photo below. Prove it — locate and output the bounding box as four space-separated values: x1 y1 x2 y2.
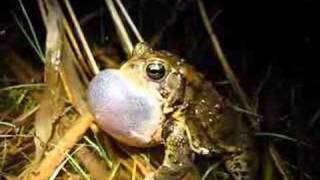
146 62 166 80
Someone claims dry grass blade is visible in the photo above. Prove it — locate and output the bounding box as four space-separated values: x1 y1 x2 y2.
196 2 297 179
14 104 39 123
115 144 156 176
105 0 133 56
195 1 293 180
25 2 104 180
131 159 137 180
308 106 320 128
39 0 92 80
29 112 94 179
62 19 91 84
108 161 121 180
49 144 86 180
0 122 15 128
0 84 45 92
269 144 293 180
59 35 88 114
114 0 144 42
12 1 99 179
196 0 258 129
33 0 65 164
62 0 100 75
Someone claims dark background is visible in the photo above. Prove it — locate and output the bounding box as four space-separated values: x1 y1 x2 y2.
1 0 319 179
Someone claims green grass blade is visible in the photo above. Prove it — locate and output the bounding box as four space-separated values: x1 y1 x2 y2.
12 13 45 62
17 0 44 58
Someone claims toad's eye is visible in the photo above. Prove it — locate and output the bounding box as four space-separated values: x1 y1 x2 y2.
146 61 166 80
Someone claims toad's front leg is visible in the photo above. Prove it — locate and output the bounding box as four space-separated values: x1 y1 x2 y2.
223 146 258 180
145 122 193 180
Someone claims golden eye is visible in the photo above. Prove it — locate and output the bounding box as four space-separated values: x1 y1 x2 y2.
146 61 166 80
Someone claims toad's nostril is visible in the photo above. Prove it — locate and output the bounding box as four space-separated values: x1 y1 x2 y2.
87 69 162 147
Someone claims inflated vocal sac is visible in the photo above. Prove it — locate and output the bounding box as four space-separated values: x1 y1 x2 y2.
87 69 162 147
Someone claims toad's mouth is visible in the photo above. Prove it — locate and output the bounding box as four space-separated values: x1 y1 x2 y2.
87 69 163 147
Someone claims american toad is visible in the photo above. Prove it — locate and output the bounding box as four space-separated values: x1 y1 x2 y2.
88 43 258 180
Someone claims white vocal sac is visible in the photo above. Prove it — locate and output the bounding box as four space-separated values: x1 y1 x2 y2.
87 69 163 147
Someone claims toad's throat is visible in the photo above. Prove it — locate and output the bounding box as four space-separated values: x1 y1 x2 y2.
87 69 163 147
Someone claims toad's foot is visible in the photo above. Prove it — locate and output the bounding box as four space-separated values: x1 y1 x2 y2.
144 122 193 180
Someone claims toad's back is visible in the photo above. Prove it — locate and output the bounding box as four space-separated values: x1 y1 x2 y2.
182 66 258 179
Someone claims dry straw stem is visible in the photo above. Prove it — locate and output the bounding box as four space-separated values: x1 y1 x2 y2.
14 104 39 126
38 0 91 81
114 0 144 42
63 0 100 75
269 144 292 180
30 112 95 179
60 13 91 82
196 1 294 180
28 1 96 179
196 0 258 129
33 0 65 164
105 0 133 56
